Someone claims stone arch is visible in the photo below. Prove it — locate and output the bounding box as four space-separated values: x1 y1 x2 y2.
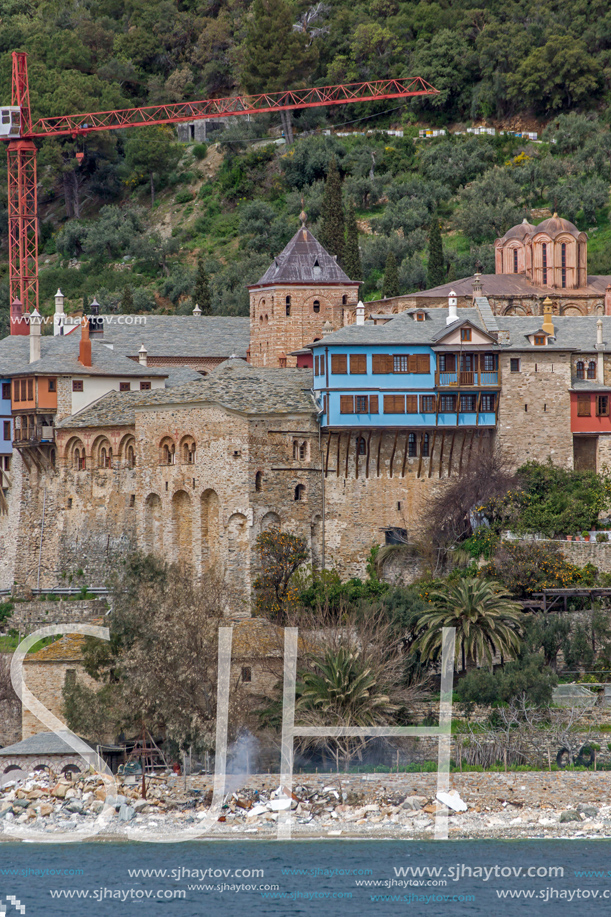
92 434 113 469
500 303 528 316
201 489 220 567
159 436 176 465
180 435 196 464
172 490 192 561
294 483 306 502
559 303 585 316
119 433 136 468
226 512 249 598
311 514 322 568
261 511 281 531
255 470 263 492
144 493 163 554
65 435 86 471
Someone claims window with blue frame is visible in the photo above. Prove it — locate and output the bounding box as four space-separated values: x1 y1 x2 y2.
480 394 496 412
408 433 417 456
460 394 477 412
440 394 456 412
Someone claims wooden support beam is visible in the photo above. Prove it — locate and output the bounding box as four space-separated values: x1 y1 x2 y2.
466 429 475 467
458 431 466 475
324 432 331 477
417 432 424 479
428 431 437 478
377 431 382 477
365 430 372 479
345 430 351 478
438 432 445 478
447 430 456 477
401 431 408 478
355 434 359 480
336 431 341 477
389 430 398 478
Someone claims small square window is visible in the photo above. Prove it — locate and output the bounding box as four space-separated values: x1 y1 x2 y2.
72 380 83 392
355 396 368 413
597 395 609 417
2 383 10 400
140 381 151 390
241 666 252 683
534 335 546 346
460 328 472 342
48 378 56 392
67 498 73 509
120 382 131 392
3 420 10 441
510 359 521 373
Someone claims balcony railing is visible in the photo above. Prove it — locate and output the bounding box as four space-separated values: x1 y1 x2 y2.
13 425 55 446
436 371 499 387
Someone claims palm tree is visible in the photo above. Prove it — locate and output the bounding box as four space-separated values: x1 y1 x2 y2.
417 578 523 673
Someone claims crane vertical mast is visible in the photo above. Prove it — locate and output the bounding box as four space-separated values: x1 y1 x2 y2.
4 51 439 333
8 52 38 327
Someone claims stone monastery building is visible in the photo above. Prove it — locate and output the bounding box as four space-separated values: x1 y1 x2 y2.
3 214 611 606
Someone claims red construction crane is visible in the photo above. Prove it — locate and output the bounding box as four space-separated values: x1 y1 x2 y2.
3 51 439 333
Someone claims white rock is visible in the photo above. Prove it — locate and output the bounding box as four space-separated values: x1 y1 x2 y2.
436 791 467 812
268 798 291 811
246 805 268 818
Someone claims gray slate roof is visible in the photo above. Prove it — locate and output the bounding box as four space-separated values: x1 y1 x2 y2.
412 273 611 298
309 308 488 346
497 316 611 351
0 336 167 378
0 731 95 756
57 359 316 429
96 315 250 358
252 225 357 287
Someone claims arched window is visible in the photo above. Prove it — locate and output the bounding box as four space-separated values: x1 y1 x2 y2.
293 439 300 460
294 484 305 502
286 296 291 316
408 433 417 457
587 361 597 380
74 447 81 470
561 242 567 288
356 436 367 456
99 446 107 468
342 294 347 305
255 471 263 492
576 361 585 380
299 441 307 460
127 445 135 469
313 300 320 313
542 243 548 285
422 433 430 457
159 437 176 465
181 436 196 464
513 249 518 273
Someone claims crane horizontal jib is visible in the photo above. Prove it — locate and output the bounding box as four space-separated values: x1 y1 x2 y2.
22 78 438 139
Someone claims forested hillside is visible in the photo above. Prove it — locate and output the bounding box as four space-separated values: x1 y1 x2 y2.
1 0 611 331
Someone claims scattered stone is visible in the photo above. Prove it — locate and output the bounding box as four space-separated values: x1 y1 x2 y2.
118 804 135 822
559 811 581 823
577 804 599 818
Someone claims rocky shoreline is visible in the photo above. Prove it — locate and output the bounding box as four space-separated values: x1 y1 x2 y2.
3 771 611 840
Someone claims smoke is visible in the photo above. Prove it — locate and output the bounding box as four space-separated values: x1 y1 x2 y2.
224 731 259 795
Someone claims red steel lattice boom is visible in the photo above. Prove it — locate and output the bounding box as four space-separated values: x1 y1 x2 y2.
5 52 439 329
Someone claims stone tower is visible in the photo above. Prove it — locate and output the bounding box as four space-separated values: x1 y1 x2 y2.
248 214 360 368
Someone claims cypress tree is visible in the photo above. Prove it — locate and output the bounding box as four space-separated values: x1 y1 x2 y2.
320 157 345 265
383 252 399 298
427 213 445 288
193 255 212 315
121 285 135 315
344 199 362 281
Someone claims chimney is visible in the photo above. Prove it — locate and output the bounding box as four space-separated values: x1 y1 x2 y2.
89 297 103 335
597 319 604 348
54 288 65 336
29 308 42 363
79 316 92 367
321 320 334 336
10 298 28 336
355 301 365 326
472 273 482 296
138 344 148 366
597 318 605 382
447 290 458 325
192 303 202 317
542 297 554 336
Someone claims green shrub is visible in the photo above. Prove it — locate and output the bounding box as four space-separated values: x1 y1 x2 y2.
0 601 14 624
175 189 193 204
193 143 208 160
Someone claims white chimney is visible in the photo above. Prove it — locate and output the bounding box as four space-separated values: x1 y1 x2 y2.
53 288 65 336
447 290 458 325
192 303 202 317
597 319 603 347
138 344 148 366
29 308 42 363
356 301 365 326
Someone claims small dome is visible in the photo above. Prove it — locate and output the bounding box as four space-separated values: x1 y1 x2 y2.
534 213 581 238
500 218 536 242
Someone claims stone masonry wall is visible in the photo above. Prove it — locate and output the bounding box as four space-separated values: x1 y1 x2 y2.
21 661 97 739
4 599 107 635
496 350 573 469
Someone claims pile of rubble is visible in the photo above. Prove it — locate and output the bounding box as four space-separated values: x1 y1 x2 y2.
2 771 611 838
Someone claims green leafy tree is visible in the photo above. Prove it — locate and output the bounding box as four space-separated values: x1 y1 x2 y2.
121 285 135 315
125 126 182 206
240 0 317 143
508 36 602 113
193 255 212 315
253 531 308 623
417 578 523 672
343 199 362 282
319 157 345 264
456 654 557 709
482 542 597 598
427 213 445 288
382 251 399 298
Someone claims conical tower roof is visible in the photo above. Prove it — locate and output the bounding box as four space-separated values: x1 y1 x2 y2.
251 222 357 287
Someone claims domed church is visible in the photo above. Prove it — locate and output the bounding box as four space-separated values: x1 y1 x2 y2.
390 214 611 318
